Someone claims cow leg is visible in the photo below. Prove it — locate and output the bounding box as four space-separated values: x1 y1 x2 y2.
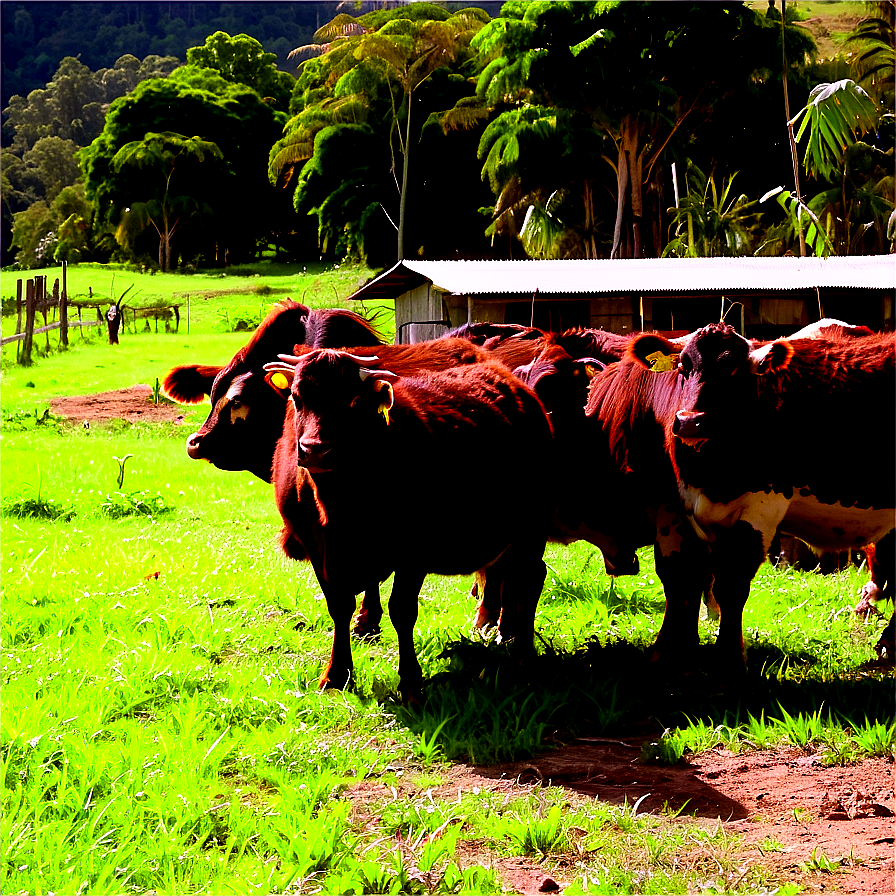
493 547 547 660
707 520 767 674
472 569 502 632
353 584 383 639
318 587 356 690
387 569 426 701
650 514 711 666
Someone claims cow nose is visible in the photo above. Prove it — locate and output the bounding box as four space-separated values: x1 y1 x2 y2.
186 431 204 459
673 410 705 439
297 438 330 466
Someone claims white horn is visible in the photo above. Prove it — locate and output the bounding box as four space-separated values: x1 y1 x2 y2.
264 361 296 373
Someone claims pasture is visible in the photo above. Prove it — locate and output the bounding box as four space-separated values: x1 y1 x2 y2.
1 262 893 895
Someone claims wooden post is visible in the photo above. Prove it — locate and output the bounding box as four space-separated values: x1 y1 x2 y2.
15 279 23 363
38 277 51 353
21 279 36 365
60 262 68 348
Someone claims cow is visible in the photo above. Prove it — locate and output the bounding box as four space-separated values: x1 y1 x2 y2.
855 529 895 660
163 312 495 638
163 301 384 481
625 322 895 671
266 349 555 697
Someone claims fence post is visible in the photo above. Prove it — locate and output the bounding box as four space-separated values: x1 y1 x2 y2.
15 280 23 363
21 279 36 366
40 277 51 352
60 262 69 348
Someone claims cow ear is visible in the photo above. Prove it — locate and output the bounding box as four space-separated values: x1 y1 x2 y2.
163 364 221 404
371 378 394 424
627 335 680 371
263 364 295 397
750 340 794 375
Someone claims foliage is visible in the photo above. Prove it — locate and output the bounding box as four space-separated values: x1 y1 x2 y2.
99 489 174 518
791 79 879 182
271 3 489 262
80 75 285 269
663 163 760 258
111 131 225 271
846 1 895 108
464 0 817 259
186 31 295 111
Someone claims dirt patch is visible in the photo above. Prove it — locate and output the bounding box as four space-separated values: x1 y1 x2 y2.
349 742 895 895
50 386 188 425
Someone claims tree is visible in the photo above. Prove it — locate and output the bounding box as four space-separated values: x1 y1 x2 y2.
111 131 224 271
81 74 285 267
272 3 489 261
186 31 295 111
466 1 816 259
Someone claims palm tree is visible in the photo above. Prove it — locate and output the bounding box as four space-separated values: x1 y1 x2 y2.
273 7 488 260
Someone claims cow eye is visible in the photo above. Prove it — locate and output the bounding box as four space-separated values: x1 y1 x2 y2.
230 399 242 410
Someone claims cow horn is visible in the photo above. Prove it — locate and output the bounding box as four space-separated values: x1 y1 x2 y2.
264 361 296 374
276 353 303 365
342 352 380 364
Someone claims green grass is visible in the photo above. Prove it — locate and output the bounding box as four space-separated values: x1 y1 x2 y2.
2 265 893 893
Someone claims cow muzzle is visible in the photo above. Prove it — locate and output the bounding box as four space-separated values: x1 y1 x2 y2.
672 410 709 449
297 438 333 474
186 431 205 460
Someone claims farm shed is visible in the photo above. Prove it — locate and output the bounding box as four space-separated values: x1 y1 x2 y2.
346 256 895 343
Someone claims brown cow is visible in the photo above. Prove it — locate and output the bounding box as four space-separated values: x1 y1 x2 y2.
627 323 895 671
267 350 555 697
163 301 384 481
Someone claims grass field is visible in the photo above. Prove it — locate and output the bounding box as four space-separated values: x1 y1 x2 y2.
2 261 893 895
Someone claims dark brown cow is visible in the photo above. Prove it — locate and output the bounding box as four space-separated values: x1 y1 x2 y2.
163 301 384 481
164 317 494 638
627 323 895 671
267 349 555 697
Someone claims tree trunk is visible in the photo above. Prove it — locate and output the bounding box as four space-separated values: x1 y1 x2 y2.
611 115 647 259
397 90 412 261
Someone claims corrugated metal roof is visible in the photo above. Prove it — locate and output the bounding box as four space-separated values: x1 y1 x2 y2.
348 255 895 301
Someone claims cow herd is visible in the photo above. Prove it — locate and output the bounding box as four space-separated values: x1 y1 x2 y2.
163 302 895 699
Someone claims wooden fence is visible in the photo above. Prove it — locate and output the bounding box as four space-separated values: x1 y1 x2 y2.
2 263 184 363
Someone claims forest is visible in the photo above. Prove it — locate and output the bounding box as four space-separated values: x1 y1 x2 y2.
2 0 893 272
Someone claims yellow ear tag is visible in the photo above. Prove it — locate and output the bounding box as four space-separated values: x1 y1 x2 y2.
645 351 678 372
379 404 390 425
271 372 290 390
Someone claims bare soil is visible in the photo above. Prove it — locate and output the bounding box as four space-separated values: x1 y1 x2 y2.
349 741 894 895
49 389 896 894
49 385 189 425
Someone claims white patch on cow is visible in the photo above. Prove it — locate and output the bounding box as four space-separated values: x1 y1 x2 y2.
679 485 789 550
224 375 252 422
680 484 895 553
781 494 894 550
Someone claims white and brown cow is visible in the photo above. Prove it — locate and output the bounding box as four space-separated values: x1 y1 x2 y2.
627 322 895 671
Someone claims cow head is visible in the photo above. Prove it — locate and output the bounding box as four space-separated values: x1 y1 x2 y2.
512 343 604 427
628 323 796 451
265 349 396 475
